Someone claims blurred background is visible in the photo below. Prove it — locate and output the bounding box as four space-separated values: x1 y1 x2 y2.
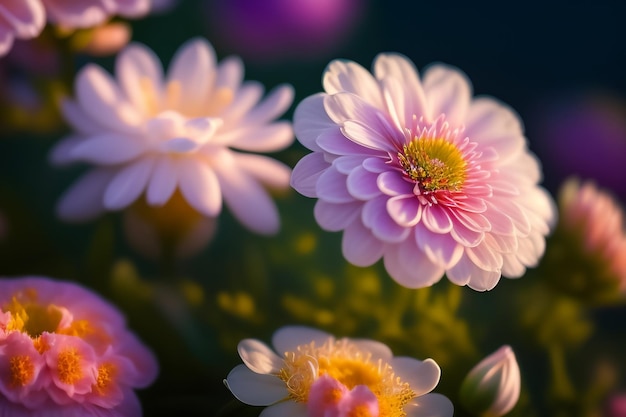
1 1 626 416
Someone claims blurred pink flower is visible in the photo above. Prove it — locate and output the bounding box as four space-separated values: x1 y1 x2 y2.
206 0 365 62
559 178 626 290
606 393 626 417
225 325 453 417
51 38 294 235
0 276 158 416
290 55 556 291
41 0 150 29
0 0 46 57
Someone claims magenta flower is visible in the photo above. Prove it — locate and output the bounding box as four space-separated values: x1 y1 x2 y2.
0 277 158 416
41 0 150 29
51 38 294 235
290 55 557 291
0 0 45 57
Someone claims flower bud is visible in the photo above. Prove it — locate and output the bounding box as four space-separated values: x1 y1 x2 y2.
460 345 521 417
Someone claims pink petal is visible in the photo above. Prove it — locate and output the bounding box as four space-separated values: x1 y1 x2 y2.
178 159 222 217
44 0 109 28
104 157 155 210
57 168 115 222
116 42 164 115
323 59 383 108
333 155 367 174
146 157 177 206
215 55 243 91
316 167 353 204
415 226 463 269
341 119 397 152
341 219 384 267
49 135 83 166
422 64 471 127
234 153 291 189
347 166 381 200
373 53 429 128
214 157 280 235
445 253 473 286
0 0 45 38
387 195 422 227
244 84 294 126
467 267 502 291
60 99 102 135
70 133 145 165
314 200 362 232
317 128 380 156
362 196 411 243
383 240 444 288
291 153 328 198
167 37 216 112
226 122 293 152
220 81 264 124
75 64 142 134
376 171 412 196
465 97 524 142
465 240 503 272
293 94 332 152
0 25 14 57
421 206 454 234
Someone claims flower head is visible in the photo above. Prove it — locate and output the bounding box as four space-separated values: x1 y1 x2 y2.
290 55 556 291
543 178 626 302
225 326 453 417
0 0 46 57
459 345 521 417
52 38 294 235
0 276 158 416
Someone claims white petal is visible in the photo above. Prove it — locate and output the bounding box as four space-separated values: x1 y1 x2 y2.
216 164 280 235
70 133 145 165
272 326 333 356
259 401 307 417
391 357 441 396
224 122 293 152
233 154 291 189
244 84 294 126
56 168 116 222
104 158 155 210
215 56 244 91
349 340 392 362
383 240 444 288
146 157 177 206
219 81 264 123
422 64 471 126
75 64 142 133
293 94 333 152
116 42 164 115
167 38 216 111
237 339 284 374
177 159 222 216
323 59 382 108
225 365 287 406
406 393 454 417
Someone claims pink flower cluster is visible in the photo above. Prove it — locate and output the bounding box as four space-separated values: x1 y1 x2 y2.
0 0 152 57
0 277 158 416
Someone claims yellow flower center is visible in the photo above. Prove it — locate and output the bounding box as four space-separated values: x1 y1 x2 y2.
9 355 34 387
94 363 117 395
57 348 83 384
398 137 466 192
3 290 63 338
278 339 415 417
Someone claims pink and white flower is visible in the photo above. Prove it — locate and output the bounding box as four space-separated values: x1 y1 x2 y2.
290 54 556 291
0 0 45 57
0 276 158 416
558 178 626 290
51 38 294 235
225 325 453 417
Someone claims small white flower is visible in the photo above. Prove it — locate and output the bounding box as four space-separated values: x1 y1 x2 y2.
459 345 521 417
225 326 453 417
52 38 294 235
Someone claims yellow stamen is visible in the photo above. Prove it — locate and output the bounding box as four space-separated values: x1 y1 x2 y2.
278 339 415 417
57 348 82 384
398 137 466 192
94 363 117 395
9 355 34 387
3 290 63 337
